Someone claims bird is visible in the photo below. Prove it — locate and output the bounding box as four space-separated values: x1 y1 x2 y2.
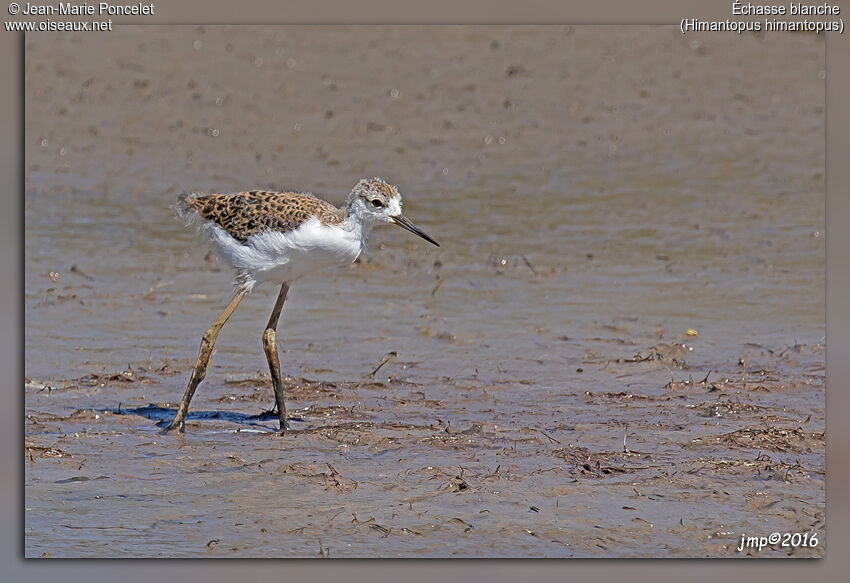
161 177 439 435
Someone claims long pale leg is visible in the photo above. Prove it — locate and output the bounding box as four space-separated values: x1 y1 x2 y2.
262 282 290 435
162 290 247 433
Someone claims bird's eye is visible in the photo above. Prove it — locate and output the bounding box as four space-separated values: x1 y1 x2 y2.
371 199 383 208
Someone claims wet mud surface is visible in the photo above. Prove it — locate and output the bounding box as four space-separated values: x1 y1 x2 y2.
25 27 824 557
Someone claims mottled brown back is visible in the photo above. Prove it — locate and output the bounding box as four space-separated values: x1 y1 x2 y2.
178 190 345 243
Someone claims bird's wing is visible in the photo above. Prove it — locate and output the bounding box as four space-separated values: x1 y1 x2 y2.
178 190 345 243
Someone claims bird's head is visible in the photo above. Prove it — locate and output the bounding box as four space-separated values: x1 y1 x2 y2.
347 178 439 246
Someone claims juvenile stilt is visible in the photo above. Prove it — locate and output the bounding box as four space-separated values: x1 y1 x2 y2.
162 290 246 433
166 178 439 434
262 282 290 434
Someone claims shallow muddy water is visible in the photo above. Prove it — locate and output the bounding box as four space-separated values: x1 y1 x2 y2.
25 26 824 557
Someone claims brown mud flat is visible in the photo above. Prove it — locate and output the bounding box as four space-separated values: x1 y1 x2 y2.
25 336 824 557
25 27 824 557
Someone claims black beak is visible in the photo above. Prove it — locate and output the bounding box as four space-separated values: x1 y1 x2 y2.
391 215 440 247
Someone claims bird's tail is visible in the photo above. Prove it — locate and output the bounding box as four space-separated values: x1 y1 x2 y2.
174 192 203 225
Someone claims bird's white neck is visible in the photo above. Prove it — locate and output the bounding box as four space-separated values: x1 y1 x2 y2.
340 208 374 250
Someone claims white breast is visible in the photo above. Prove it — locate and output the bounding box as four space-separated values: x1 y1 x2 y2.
203 217 363 289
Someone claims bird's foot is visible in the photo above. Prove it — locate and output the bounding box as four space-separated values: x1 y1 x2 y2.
159 417 185 435
279 418 290 436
